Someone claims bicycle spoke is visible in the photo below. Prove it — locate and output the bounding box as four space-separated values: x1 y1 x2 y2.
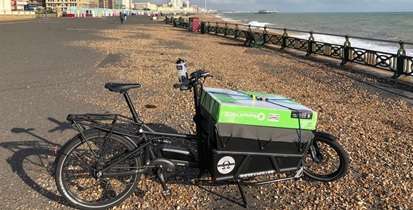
64 169 90 178
70 151 94 172
305 141 340 176
84 140 100 159
58 131 142 208
97 133 113 165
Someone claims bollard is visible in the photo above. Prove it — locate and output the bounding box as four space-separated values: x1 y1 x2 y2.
341 35 351 65
394 41 406 78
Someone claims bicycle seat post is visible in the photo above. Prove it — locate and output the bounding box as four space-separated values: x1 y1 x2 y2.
122 91 139 123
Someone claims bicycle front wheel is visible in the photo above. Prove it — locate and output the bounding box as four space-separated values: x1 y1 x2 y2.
303 132 349 182
55 129 142 209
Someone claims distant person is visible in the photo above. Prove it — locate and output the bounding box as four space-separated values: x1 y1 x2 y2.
120 12 124 24
123 12 128 22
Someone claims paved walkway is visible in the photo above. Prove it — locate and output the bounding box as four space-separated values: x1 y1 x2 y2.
0 16 152 209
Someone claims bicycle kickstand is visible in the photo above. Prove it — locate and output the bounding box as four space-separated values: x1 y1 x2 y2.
236 180 248 208
157 168 171 197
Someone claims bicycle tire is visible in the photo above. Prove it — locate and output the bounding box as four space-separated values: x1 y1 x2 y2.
303 132 349 182
55 129 142 209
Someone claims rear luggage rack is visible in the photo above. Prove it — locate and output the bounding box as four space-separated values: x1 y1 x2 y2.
67 114 143 138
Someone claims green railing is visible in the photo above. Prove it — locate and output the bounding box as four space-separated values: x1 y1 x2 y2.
164 16 413 79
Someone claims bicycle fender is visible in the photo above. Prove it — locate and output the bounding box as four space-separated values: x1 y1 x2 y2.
313 131 337 142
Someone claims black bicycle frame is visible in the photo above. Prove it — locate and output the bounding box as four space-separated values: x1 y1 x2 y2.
89 78 205 177
66 73 319 208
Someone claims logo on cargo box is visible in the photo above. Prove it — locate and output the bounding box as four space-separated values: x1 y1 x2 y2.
217 156 236 174
268 114 280 122
223 112 266 121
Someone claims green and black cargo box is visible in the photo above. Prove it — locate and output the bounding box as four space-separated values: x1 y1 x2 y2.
198 87 318 180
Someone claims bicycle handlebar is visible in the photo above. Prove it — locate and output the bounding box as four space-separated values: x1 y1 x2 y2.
174 70 212 91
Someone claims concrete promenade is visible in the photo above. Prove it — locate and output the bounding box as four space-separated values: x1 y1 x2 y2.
0 17 153 209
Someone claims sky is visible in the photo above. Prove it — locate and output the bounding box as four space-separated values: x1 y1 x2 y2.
152 0 413 12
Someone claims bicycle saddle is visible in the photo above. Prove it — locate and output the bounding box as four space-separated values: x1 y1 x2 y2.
104 83 142 93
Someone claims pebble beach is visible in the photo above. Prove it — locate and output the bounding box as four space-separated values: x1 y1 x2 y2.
31 16 413 209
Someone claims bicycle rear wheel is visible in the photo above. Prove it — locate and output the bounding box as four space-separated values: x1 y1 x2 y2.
55 129 142 209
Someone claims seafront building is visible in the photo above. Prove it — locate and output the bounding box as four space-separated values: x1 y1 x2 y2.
45 0 79 11
79 0 97 8
46 0 130 11
0 0 12 12
132 0 197 13
97 0 111 8
12 0 26 10
121 0 130 9
46 0 107 12
133 2 156 10
2 0 198 13
0 0 44 12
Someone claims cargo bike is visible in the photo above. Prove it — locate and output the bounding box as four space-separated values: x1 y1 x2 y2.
54 59 349 209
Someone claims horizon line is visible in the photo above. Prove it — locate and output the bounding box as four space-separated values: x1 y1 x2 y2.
219 10 413 14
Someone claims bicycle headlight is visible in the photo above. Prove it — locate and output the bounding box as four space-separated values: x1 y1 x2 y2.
291 110 313 119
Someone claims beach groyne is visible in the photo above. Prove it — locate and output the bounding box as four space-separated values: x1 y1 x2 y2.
165 16 413 80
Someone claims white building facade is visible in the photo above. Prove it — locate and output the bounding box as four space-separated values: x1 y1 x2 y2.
121 0 130 9
170 0 189 9
0 0 12 12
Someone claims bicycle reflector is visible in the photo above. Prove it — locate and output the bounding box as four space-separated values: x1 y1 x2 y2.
291 110 313 119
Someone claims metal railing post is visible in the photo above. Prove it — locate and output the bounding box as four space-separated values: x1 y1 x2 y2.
178 17 183 28
234 24 239 39
182 18 412 80
306 31 315 56
281 28 288 49
341 35 351 65
172 18 177 27
200 21 206 34
394 41 406 78
263 26 268 44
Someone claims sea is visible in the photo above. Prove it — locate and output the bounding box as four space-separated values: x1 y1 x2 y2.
218 12 413 55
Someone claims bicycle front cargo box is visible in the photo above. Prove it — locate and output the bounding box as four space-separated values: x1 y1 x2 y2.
198 87 318 180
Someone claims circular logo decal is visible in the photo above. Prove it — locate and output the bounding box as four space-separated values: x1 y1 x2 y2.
257 113 266 121
217 156 236 174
